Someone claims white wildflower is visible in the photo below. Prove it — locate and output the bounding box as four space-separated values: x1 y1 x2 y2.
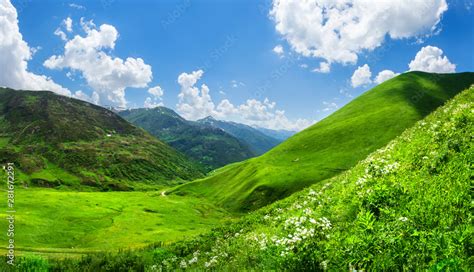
356 177 367 186
188 256 198 264
321 260 328 270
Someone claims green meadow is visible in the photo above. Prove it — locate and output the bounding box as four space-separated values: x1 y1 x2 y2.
0 188 231 257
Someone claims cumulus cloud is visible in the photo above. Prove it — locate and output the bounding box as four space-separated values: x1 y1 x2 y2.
312 61 330 73
408 45 456 73
270 0 448 66
176 70 313 131
176 70 215 120
44 21 153 108
148 85 163 98
351 64 372 88
54 17 73 41
273 44 284 56
144 85 164 108
374 70 400 84
54 28 67 41
64 17 73 32
0 0 71 96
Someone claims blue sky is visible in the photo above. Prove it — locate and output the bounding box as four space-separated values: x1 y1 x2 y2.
3 0 474 130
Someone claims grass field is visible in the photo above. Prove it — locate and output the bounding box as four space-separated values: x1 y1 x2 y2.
0 188 232 257
172 72 474 212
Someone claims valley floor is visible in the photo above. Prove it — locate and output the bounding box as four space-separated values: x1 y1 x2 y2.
0 188 232 258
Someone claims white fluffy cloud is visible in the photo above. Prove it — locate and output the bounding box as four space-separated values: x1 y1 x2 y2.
273 44 284 56
0 0 71 96
176 70 215 119
312 61 330 73
176 70 313 131
44 20 153 108
144 85 164 108
64 17 73 32
54 29 67 41
270 0 448 68
148 85 163 97
54 17 73 41
374 70 400 84
351 64 372 88
408 45 456 73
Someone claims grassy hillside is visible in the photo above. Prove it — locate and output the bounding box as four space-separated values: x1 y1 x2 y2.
0 88 203 190
152 85 473 271
197 116 282 155
14 80 473 272
172 72 474 212
119 107 255 171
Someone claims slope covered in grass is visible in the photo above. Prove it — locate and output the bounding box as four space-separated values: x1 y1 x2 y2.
119 107 255 171
14 80 473 272
172 72 474 212
0 88 203 190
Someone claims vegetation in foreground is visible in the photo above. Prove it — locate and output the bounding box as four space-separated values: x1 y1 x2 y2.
0 88 204 190
4 85 472 271
172 72 474 212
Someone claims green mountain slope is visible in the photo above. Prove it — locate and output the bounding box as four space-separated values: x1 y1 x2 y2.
151 85 474 271
0 88 203 190
119 107 256 171
197 116 282 155
23 82 473 272
171 72 474 212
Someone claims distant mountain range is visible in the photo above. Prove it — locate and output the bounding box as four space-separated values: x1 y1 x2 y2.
119 108 261 171
0 88 204 190
197 116 282 155
254 127 296 141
